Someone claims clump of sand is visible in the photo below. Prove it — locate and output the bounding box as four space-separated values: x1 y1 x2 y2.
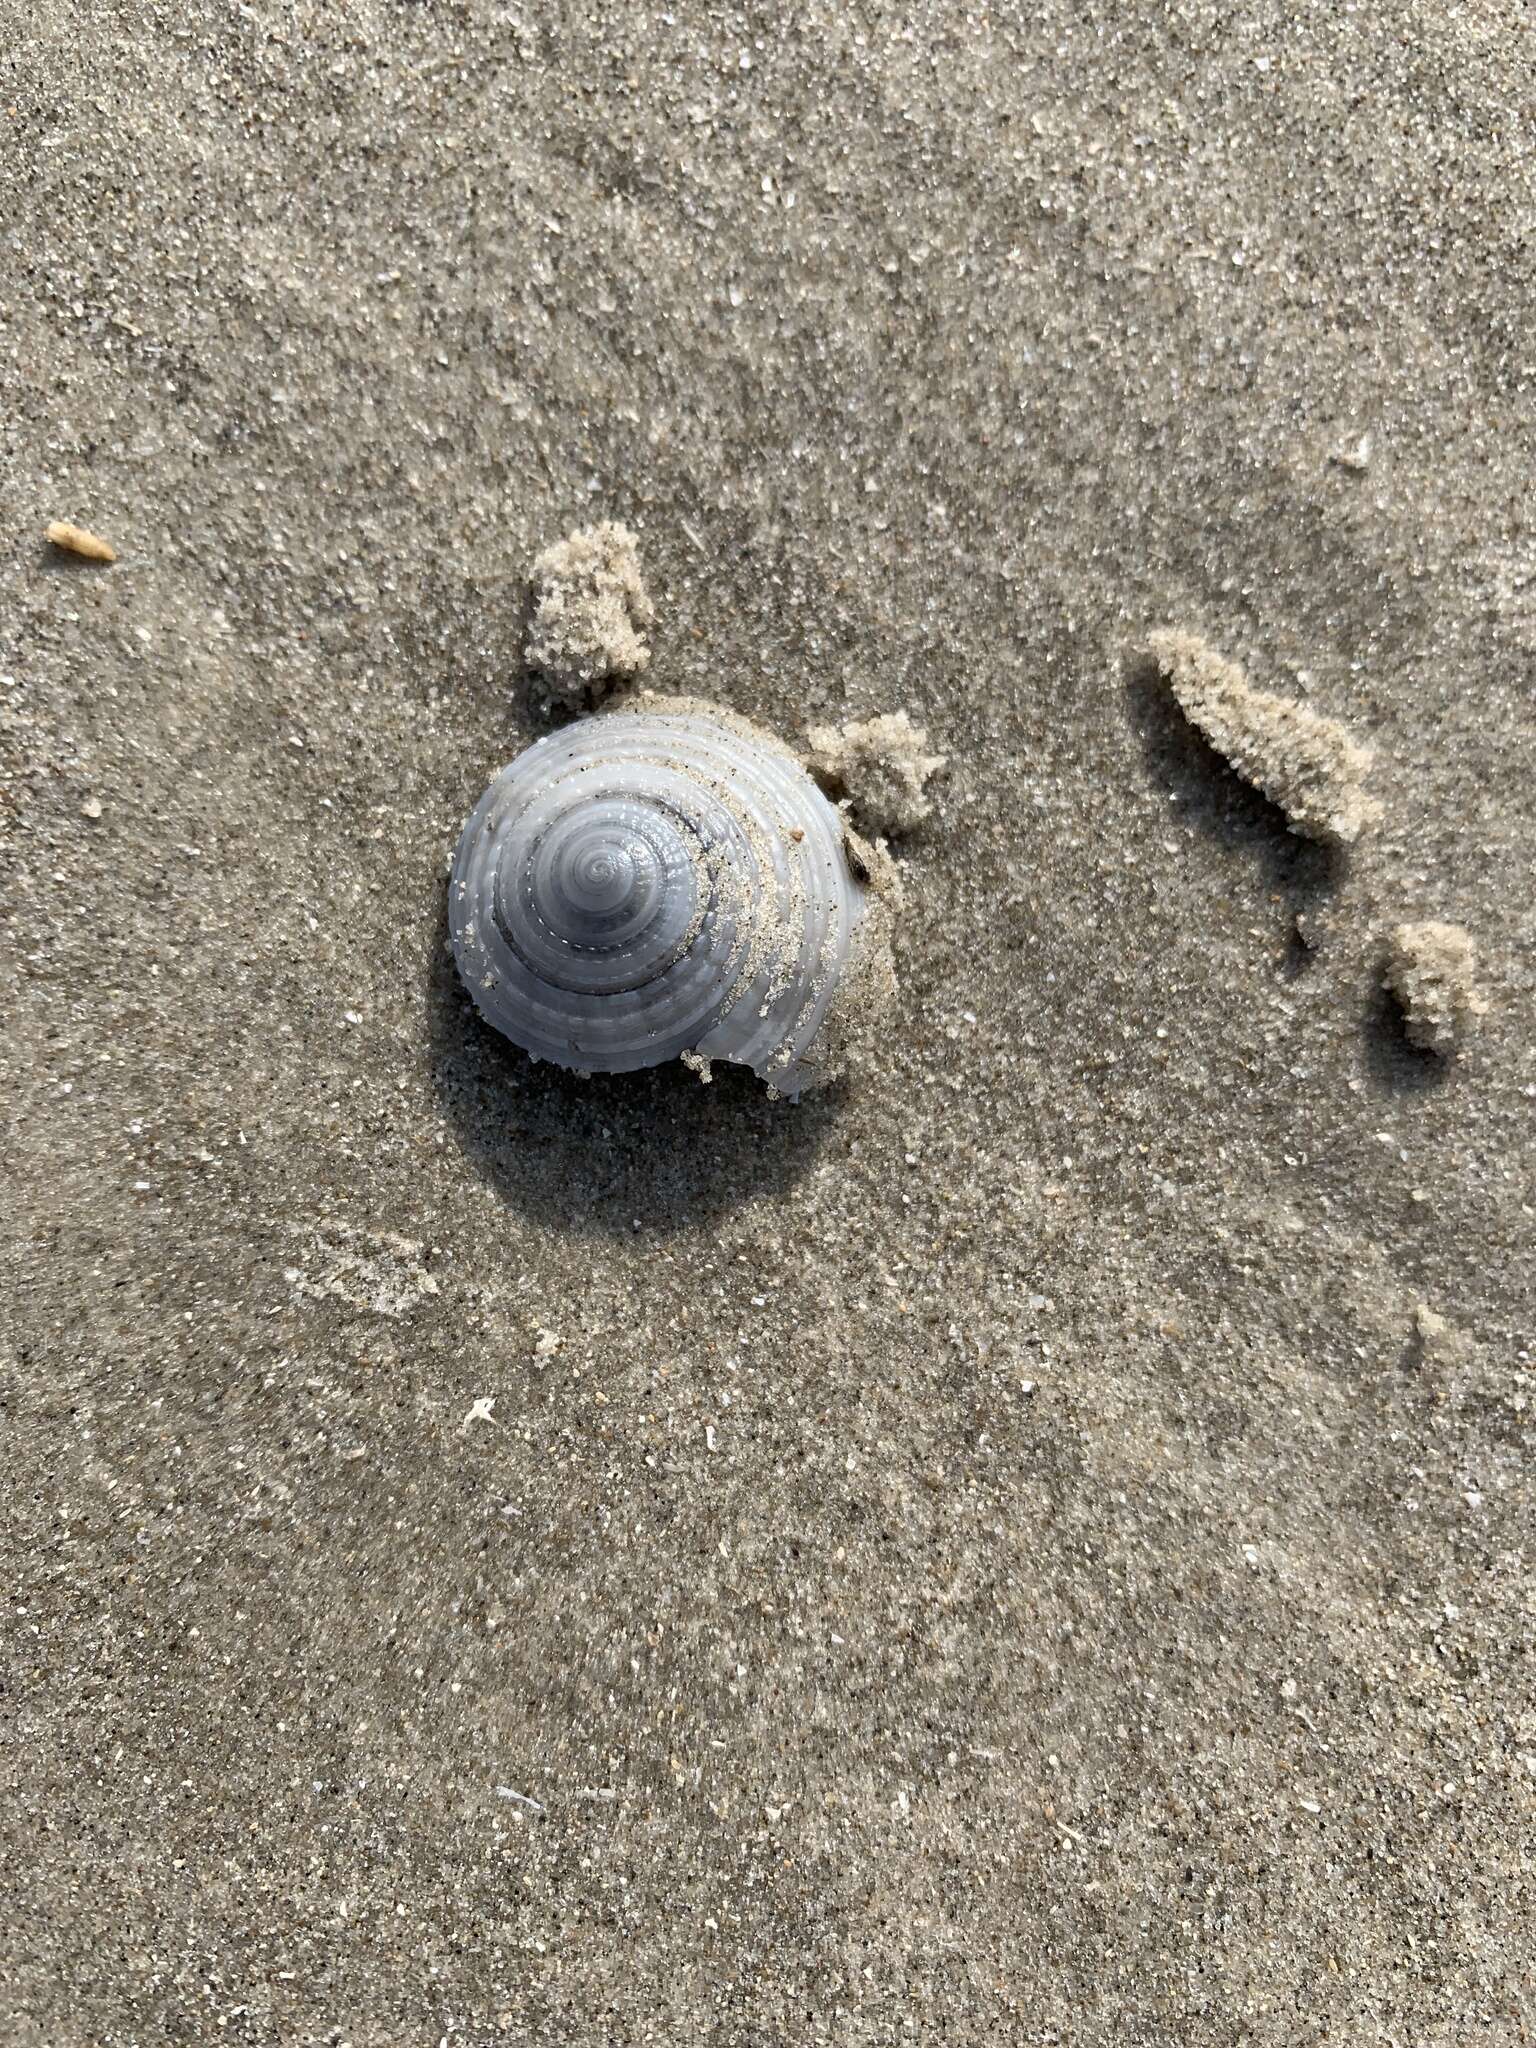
525 521 655 706
1383 920 1486 1055
805 709 946 836
1144 629 1381 846
1409 1302 1472 1371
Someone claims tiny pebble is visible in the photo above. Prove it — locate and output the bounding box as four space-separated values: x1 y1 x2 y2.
46 519 116 562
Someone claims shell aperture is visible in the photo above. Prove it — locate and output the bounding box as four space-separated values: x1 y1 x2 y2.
449 704 870 1094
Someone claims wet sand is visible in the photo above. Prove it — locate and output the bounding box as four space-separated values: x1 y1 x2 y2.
2 2 1533 2040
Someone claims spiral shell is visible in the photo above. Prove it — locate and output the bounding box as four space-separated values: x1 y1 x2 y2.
449 700 876 1095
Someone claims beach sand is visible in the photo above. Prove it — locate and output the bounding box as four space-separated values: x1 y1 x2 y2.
2 2 1532 2039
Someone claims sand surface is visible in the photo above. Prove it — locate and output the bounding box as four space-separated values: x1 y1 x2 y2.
3 3 1533 2041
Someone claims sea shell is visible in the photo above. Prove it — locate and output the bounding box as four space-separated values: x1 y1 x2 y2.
449 700 878 1095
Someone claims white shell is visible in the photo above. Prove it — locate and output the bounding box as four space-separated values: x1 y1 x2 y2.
449 704 869 1094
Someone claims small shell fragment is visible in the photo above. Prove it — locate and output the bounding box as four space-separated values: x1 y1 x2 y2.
46 520 117 563
1329 432 1373 473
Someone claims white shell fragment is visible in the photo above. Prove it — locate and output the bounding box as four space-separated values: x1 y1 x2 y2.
449 701 876 1095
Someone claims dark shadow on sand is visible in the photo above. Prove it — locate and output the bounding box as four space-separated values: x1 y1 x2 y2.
424 892 842 1236
1358 983 1451 1098
35 543 116 577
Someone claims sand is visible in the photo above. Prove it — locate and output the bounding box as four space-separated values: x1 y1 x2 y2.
2 3 1533 2042
1383 919 1487 1056
1142 628 1381 846
524 521 655 708
805 709 947 837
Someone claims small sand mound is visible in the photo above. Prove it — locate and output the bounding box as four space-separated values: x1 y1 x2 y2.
525 521 655 706
1383 920 1486 1055
1144 629 1381 846
805 709 946 836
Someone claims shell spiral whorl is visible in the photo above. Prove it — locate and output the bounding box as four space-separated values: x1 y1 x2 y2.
449 704 870 1093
